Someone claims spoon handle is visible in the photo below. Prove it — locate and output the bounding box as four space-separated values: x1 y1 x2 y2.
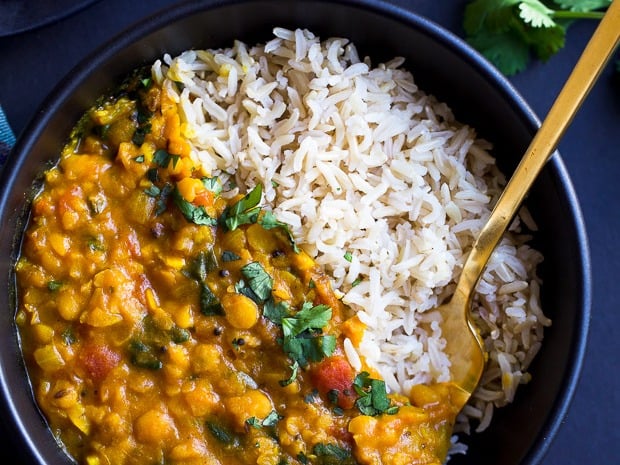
455 0 620 303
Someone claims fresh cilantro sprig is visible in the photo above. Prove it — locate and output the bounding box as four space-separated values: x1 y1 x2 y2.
353 372 399 416
220 184 263 231
280 302 337 368
259 210 300 253
463 0 611 75
173 188 218 226
265 300 336 369
220 184 300 253
240 262 273 302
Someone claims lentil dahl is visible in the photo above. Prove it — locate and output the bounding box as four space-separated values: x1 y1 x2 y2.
15 71 461 465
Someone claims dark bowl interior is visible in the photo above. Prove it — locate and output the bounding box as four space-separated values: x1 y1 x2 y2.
0 0 590 464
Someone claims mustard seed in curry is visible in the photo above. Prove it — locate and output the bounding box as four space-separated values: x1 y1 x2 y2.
15 71 461 465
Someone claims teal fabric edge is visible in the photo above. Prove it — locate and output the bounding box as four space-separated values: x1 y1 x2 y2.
0 104 16 166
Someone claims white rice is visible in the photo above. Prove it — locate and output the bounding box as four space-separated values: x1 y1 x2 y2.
152 28 550 436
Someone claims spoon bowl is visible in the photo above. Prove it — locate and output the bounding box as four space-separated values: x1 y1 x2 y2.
439 0 620 410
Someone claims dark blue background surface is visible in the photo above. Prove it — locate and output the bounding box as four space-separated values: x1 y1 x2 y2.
0 0 617 463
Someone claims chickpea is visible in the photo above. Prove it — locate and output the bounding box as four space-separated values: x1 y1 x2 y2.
221 293 259 329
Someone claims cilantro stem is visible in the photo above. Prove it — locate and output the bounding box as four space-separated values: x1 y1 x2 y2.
552 11 606 20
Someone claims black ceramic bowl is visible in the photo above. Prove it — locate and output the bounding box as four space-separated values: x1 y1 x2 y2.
0 0 590 464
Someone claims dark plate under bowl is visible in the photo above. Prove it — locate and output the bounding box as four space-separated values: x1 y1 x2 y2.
0 1 590 464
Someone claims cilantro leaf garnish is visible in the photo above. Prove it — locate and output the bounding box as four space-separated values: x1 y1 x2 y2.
144 181 172 215
202 176 222 195
246 410 282 429
240 262 273 302
264 298 336 368
277 302 336 367
132 122 152 146
463 0 609 75
234 279 261 303
173 188 217 226
282 334 336 368
259 210 300 253
220 184 263 231
263 298 291 324
281 302 332 339
153 149 181 169
279 360 300 386
353 372 398 416
47 280 63 292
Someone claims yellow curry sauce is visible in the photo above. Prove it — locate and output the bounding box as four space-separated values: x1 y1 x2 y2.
15 71 461 465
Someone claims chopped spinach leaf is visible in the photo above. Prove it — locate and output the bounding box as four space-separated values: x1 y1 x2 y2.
206 421 237 445
187 250 218 281
170 326 190 344
200 282 224 316
221 250 241 262
313 443 354 464
61 327 77 345
47 280 63 292
128 340 163 370
86 237 105 252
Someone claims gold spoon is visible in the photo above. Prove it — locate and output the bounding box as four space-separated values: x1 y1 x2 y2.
440 0 620 410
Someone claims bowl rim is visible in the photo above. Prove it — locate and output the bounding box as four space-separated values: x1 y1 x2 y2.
0 1 592 464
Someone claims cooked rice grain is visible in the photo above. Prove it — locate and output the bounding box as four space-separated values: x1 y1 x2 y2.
153 28 550 433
